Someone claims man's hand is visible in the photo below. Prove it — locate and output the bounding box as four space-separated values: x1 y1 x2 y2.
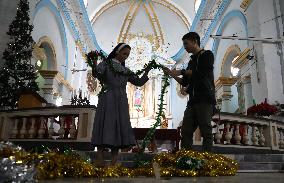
170 69 181 77
162 67 171 75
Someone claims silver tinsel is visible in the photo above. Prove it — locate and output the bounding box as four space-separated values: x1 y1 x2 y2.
0 141 35 183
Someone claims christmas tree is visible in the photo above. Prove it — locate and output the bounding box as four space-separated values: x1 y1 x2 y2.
0 0 39 109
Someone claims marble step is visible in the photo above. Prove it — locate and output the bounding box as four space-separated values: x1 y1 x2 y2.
224 154 284 162
77 151 284 171
81 151 284 162
10 140 284 154
238 162 284 172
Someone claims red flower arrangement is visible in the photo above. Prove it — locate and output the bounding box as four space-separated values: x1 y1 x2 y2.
86 50 105 68
247 99 278 116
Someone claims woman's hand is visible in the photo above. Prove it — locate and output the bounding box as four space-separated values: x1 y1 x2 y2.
170 69 181 77
162 67 171 75
144 65 152 73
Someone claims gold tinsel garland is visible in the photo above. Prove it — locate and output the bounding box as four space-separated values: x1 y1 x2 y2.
0 142 238 180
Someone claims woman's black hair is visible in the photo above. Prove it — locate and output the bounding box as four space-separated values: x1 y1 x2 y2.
107 43 131 67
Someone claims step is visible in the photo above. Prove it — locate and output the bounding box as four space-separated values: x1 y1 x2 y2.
224 154 284 162
238 162 284 171
10 140 284 154
77 151 284 172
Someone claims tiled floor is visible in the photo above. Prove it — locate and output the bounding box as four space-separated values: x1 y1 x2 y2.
39 173 284 183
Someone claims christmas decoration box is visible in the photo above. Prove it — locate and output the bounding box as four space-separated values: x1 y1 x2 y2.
18 90 47 108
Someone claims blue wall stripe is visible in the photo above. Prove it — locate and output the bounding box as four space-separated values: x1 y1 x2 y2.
78 0 106 55
200 0 232 47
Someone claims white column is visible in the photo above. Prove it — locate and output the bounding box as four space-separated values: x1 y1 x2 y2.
242 76 253 111
39 71 60 104
38 117 46 138
69 116 77 139
10 118 19 138
234 124 241 145
258 126 266 146
242 124 249 145
251 125 259 146
20 118 27 138
215 77 237 112
48 116 55 138
28 118 36 138
58 116 65 138
224 122 232 144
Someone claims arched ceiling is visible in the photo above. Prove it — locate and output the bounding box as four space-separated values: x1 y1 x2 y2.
57 0 226 60
86 0 195 56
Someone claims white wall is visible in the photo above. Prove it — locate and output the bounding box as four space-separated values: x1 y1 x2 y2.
212 17 247 79
32 7 66 76
257 0 284 104
246 0 284 104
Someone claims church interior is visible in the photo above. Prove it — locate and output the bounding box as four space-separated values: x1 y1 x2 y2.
0 0 284 182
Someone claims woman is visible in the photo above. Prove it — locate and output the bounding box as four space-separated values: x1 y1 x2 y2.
91 43 151 166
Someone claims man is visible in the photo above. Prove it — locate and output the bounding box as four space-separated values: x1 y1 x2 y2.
163 32 216 152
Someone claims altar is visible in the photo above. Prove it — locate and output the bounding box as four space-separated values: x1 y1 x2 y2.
124 33 175 129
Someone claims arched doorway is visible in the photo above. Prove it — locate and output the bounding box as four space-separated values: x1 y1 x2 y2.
218 44 241 113
33 36 62 104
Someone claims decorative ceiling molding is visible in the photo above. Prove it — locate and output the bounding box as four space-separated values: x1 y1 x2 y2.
151 0 191 29
240 0 253 11
118 1 141 43
77 0 104 52
195 0 220 36
90 0 191 29
90 0 192 59
142 1 164 48
57 0 98 53
200 0 232 47
56 0 81 42
91 0 128 25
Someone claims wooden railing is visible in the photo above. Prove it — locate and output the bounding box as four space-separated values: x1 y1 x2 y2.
0 107 283 152
205 112 284 151
0 106 96 142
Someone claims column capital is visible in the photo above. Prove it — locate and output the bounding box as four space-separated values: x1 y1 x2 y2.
39 70 73 91
39 70 58 79
241 75 251 84
215 77 238 90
